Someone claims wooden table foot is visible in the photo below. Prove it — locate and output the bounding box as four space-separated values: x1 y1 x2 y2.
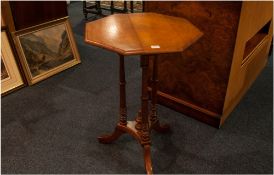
97 126 124 144
98 121 142 144
144 145 153 175
152 122 171 133
98 120 155 175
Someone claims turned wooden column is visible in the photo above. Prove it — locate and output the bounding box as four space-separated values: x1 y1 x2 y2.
150 55 159 124
130 1 134 13
150 55 170 133
110 1 114 14
140 55 150 145
119 54 127 126
141 55 153 174
135 110 142 133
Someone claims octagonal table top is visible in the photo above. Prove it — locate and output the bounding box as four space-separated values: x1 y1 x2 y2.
85 13 203 56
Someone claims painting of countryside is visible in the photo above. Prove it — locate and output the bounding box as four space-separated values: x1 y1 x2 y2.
19 24 74 77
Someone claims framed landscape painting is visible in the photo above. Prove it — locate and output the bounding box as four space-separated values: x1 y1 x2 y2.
14 17 81 85
1 29 24 95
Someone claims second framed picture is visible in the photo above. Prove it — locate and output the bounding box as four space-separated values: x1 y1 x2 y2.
1 28 24 95
13 17 81 85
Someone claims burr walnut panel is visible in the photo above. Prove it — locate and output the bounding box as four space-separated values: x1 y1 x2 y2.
145 2 242 114
145 1 273 127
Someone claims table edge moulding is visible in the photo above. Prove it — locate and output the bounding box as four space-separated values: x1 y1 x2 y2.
85 13 203 55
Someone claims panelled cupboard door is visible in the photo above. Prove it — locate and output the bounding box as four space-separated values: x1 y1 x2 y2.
9 1 68 31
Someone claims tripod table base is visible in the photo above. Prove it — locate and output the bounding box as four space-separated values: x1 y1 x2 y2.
98 120 170 174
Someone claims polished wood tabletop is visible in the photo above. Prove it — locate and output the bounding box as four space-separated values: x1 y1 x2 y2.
85 13 203 55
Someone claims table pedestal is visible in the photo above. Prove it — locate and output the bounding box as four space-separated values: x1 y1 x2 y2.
98 55 170 174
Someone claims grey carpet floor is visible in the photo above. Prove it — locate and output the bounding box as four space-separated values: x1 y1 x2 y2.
1 2 273 174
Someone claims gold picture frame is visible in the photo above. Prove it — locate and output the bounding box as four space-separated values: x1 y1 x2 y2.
1 28 24 95
13 17 81 85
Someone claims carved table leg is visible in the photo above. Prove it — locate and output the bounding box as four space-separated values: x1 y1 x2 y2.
98 54 127 143
123 1 128 13
135 110 142 133
140 55 153 174
110 1 114 14
97 126 124 144
130 1 134 13
150 55 170 133
118 54 127 126
97 54 172 174
95 1 102 15
144 145 153 175
83 1 88 20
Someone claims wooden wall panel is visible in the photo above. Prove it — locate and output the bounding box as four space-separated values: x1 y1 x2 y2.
9 1 68 31
145 2 242 114
222 1 273 123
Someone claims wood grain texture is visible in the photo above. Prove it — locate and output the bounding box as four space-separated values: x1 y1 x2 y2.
1 29 25 95
1 1 16 32
85 13 203 55
222 1 273 124
9 1 68 31
145 1 273 127
145 1 242 114
1 13 6 27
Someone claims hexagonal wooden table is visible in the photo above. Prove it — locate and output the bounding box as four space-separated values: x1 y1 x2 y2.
85 13 203 174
